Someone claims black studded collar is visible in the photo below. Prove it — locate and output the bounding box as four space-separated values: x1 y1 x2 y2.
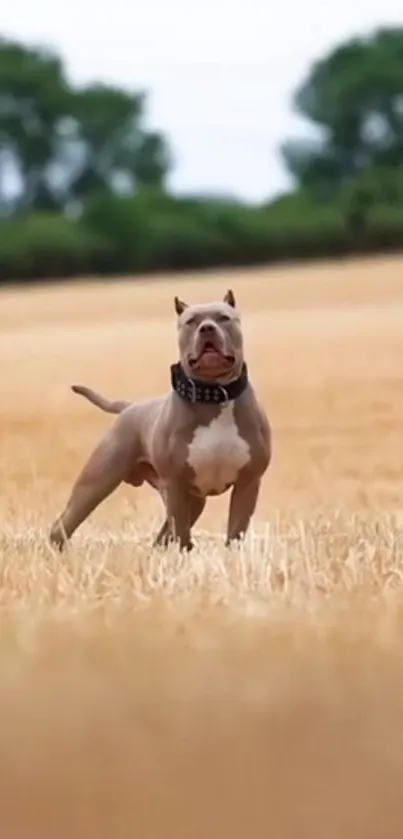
170 362 249 405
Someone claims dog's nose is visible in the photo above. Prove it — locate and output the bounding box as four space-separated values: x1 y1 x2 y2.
199 322 215 334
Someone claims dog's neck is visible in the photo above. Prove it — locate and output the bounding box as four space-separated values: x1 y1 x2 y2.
170 362 249 405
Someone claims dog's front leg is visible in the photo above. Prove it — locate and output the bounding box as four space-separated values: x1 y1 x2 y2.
162 483 200 551
225 476 261 546
154 495 205 549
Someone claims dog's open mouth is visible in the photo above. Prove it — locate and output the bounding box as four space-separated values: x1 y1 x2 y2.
189 341 235 370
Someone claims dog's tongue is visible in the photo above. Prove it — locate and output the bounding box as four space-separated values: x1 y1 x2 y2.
201 346 221 367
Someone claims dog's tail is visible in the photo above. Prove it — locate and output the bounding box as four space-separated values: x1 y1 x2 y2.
71 384 131 415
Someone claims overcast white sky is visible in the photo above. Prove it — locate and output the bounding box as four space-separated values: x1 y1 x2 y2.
2 0 403 202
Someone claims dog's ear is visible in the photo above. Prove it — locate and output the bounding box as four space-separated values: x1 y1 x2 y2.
223 289 236 308
174 296 188 316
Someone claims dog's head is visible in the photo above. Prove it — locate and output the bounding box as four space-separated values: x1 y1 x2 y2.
174 289 243 382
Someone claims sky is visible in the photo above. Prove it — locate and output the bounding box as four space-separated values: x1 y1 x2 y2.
2 0 403 202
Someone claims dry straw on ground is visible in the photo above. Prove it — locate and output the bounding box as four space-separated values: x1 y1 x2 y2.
0 256 403 838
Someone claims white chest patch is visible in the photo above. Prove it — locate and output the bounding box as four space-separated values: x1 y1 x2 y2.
187 402 251 496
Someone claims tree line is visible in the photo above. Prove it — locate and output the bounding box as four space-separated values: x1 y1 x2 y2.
1 28 403 282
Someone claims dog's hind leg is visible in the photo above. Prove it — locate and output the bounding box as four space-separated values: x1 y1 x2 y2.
50 427 130 550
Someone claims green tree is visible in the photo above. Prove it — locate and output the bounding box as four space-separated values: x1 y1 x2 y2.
132 131 171 189
282 27 403 192
66 85 171 204
0 37 171 213
0 37 70 211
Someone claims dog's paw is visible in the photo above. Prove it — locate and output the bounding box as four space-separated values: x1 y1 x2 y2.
49 523 68 553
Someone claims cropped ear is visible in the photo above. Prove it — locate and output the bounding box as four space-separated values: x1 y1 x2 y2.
174 296 188 316
223 289 236 308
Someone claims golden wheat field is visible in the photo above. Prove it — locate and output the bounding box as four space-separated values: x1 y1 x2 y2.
0 255 403 838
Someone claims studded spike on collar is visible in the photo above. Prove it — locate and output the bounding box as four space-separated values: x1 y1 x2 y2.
170 362 248 405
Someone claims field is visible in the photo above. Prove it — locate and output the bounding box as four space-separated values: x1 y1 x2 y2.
0 255 403 838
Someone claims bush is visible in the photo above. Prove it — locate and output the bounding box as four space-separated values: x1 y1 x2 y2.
82 193 155 273
263 196 349 259
365 205 403 251
84 192 236 273
0 214 110 282
83 192 350 273
2 170 403 283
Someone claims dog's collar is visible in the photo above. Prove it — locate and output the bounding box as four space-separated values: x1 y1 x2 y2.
170 362 248 405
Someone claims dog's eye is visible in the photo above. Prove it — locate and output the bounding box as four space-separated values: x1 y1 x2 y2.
218 314 230 323
185 316 196 326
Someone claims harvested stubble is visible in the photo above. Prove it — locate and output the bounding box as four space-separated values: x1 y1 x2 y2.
0 256 403 837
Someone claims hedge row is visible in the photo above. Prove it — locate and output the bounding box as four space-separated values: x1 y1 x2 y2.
1 191 403 282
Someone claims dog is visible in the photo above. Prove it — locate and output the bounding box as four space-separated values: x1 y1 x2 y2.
49 290 272 551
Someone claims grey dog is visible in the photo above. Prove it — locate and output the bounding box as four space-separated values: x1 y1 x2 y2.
50 290 272 551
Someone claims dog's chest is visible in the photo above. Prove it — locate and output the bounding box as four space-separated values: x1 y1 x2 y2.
187 402 250 496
